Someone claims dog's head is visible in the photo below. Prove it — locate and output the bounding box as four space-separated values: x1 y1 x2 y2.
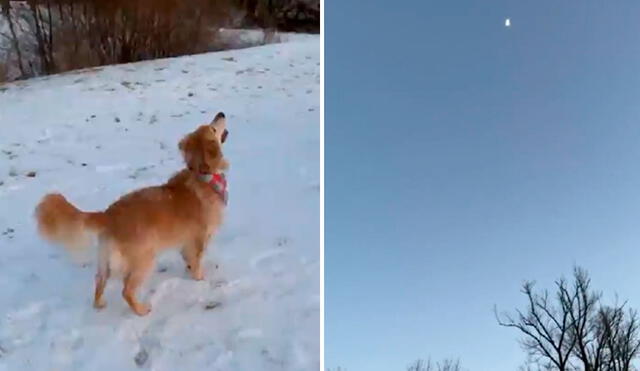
179 112 229 173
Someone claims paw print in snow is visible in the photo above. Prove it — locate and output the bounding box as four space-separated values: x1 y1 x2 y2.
2 228 15 239
275 236 290 247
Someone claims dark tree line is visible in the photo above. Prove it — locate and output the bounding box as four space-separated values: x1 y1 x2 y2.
407 358 464 371
327 358 464 371
238 0 319 32
496 267 640 371
0 0 237 79
0 0 319 81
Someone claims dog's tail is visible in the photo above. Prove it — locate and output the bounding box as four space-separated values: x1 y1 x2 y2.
35 193 107 255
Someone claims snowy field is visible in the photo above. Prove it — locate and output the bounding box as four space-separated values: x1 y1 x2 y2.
0 35 320 370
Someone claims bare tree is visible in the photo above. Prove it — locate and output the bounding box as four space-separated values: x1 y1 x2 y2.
595 305 640 371
438 358 463 371
560 268 602 371
407 358 463 371
26 0 56 74
408 359 431 371
496 267 640 371
1 0 26 76
495 279 577 370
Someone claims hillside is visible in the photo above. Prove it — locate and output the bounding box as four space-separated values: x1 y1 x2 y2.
0 35 320 370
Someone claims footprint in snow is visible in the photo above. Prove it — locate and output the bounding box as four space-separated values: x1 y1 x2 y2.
250 249 286 269
212 280 228 288
204 301 222 310
95 163 129 173
2 228 15 239
276 236 290 247
23 273 39 284
134 348 149 367
236 328 263 341
0 302 49 352
129 166 154 180
2 150 18 160
262 349 286 367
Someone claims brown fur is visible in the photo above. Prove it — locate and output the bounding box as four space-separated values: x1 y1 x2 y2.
35 113 229 316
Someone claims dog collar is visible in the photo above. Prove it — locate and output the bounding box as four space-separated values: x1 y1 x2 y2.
198 172 228 205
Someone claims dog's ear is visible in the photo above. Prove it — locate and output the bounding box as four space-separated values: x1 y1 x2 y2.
178 136 187 152
210 112 227 143
178 132 197 170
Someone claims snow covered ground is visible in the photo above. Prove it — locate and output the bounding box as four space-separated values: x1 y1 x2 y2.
0 36 319 370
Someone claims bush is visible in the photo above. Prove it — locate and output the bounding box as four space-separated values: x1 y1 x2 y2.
0 0 240 80
0 0 319 82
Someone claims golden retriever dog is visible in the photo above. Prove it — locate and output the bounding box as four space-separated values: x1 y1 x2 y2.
34 112 230 316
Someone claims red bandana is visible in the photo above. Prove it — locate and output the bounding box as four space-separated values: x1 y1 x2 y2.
198 172 228 205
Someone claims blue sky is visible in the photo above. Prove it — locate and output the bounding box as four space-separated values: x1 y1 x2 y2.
325 1 640 370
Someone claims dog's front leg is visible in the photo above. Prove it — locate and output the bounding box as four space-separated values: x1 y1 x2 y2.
182 236 207 280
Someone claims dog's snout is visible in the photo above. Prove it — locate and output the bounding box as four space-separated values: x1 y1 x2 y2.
199 163 211 173
221 129 229 143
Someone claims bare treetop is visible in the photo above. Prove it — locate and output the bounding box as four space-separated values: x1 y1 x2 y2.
496 267 640 371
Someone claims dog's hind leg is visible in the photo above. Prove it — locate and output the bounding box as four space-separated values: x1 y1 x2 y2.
93 240 111 310
122 254 154 316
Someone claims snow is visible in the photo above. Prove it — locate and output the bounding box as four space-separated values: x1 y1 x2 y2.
0 35 320 370
215 28 314 50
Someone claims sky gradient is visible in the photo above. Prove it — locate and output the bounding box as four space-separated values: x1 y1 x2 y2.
325 1 640 370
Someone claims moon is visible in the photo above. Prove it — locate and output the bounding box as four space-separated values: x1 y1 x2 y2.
505 18 511 27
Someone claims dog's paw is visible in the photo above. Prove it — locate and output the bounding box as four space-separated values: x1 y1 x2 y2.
186 265 204 280
93 299 107 310
133 303 152 316
192 269 204 281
